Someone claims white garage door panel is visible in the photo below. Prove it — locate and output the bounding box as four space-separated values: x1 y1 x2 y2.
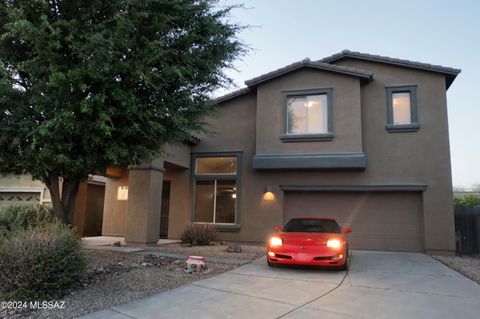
284 191 424 252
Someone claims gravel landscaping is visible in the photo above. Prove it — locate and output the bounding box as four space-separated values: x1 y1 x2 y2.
1 250 235 319
433 254 480 284
142 241 266 260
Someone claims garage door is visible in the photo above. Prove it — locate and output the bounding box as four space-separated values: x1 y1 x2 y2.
284 191 424 252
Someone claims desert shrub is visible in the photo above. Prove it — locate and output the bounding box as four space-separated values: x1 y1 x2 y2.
454 194 480 208
0 204 54 238
0 223 87 300
181 224 217 246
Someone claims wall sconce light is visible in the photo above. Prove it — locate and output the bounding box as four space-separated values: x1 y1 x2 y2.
117 186 129 200
263 186 275 201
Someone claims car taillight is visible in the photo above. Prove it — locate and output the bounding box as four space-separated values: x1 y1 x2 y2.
270 237 283 247
326 239 341 249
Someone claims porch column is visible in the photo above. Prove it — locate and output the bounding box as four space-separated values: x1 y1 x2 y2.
125 160 164 243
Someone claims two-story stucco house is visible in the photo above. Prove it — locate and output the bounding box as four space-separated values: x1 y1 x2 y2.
101 50 461 254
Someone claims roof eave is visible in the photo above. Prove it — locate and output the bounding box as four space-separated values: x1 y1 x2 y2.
244 61 372 88
214 87 251 104
322 51 461 89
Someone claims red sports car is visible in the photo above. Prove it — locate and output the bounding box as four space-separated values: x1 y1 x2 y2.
267 217 352 269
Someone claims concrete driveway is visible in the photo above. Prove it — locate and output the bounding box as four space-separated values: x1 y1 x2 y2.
79 251 480 319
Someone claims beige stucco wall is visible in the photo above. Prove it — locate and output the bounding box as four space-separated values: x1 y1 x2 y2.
191 63 455 253
0 174 51 205
0 174 44 188
102 171 128 237
100 61 456 253
188 92 259 239
163 143 191 169
162 142 193 238
101 142 192 239
125 168 164 243
163 168 191 238
256 69 363 155
335 59 455 253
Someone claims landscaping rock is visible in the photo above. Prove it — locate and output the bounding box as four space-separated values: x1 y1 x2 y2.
142 254 175 267
226 244 242 253
434 255 480 284
23 250 235 318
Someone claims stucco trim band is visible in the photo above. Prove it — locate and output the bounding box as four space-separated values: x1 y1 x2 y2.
252 153 366 170
279 184 428 192
127 164 165 172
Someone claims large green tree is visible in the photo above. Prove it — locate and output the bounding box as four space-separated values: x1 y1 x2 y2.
0 0 245 224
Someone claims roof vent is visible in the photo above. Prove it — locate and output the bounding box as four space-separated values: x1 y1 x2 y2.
302 57 311 63
341 49 351 54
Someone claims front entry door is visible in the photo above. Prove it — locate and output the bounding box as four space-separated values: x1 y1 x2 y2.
159 181 171 238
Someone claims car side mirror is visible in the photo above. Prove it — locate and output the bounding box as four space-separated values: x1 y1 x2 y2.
274 226 281 232
342 228 352 234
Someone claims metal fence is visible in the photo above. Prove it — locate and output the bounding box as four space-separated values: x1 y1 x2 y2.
455 205 480 255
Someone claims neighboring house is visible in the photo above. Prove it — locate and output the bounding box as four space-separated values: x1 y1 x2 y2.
0 174 51 208
101 50 460 254
0 174 106 237
454 190 480 198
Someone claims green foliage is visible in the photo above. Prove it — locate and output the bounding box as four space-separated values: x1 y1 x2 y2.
0 223 87 300
181 224 217 246
454 194 480 208
0 0 245 208
0 204 54 238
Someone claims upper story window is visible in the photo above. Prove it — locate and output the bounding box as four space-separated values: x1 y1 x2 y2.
287 94 328 134
281 88 333 142
386 85 419 132
192 153 241 227
392 92 412 124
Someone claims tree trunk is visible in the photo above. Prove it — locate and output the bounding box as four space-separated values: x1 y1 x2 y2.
44 174 80 225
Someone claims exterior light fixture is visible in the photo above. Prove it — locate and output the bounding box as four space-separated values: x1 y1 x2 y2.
263 186 275 201
117 186 128 200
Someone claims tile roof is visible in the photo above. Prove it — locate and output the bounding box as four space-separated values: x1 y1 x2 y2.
320 49 461 88
214 50 461 104
244 58 373 87
214 87 251 104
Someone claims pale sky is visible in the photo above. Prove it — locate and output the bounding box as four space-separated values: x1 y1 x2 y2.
218 0 480 189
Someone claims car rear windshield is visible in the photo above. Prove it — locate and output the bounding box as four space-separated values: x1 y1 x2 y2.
283 219 341 233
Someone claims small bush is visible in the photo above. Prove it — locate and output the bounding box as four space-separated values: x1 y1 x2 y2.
181 224 217 246
0 204 54 238
454 194 480 208
0 223 87 300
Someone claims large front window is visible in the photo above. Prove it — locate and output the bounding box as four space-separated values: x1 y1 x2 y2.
193 155 238 224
